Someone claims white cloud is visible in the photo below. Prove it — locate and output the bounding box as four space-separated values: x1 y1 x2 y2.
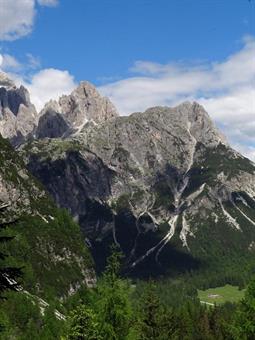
99 36 255 161
0 53 75 112
0 52 41 74
26 53 41 69
37 0 58 7
0 53 22 71
0 0 58 41
0 0 35 41
25 68 76 111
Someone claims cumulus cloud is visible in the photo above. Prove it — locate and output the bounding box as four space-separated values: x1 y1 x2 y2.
99 36 255 161
0 53 75 111
0 0 35 41
25 68 76 111
0 0 58 41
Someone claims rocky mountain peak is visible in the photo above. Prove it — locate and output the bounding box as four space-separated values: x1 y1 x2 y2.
0 76 37 146
58 81 119 129
143 101 227 148
35 80 119 139
23 98 255 276
184 101 227 146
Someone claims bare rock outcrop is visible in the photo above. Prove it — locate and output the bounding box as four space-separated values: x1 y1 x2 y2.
0 73 37 146
36 81 119 139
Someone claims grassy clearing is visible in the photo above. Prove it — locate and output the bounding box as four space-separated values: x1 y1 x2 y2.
198 284 245 305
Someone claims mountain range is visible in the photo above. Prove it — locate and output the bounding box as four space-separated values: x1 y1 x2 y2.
1 71 255 283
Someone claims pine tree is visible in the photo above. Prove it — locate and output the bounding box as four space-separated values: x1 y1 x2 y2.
65 246 133 340
232 276 255 340
96 245 133 340
66 305 101 340
136 281 178 340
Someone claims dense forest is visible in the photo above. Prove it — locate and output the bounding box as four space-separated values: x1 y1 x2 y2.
0 244 255 340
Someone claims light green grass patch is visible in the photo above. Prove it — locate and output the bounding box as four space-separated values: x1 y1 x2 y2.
198 284 245 305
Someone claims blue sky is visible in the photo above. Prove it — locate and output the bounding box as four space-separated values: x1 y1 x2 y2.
2 0 254 84
0 0 254 160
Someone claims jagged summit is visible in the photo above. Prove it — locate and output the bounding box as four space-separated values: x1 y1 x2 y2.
0 76 37 146
0 76 119 144
0 72 251 277
36 81 119 139
23 97 255 275
59 80 118 128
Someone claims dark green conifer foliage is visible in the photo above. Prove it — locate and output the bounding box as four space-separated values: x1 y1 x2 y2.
66 305 101 340
96 245 132 340
136 281 178 340
0 206 22 333
232 276 255 339
0 206 22 297
65 246 133 340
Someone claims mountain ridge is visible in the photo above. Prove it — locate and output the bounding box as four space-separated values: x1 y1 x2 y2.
20 100 255 276
1 73 255 278
0 72 119 145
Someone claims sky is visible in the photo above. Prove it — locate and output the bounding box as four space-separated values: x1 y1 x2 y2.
0 0 254 160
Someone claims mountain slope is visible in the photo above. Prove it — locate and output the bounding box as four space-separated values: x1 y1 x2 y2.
21 101 255 277
0 134 94 300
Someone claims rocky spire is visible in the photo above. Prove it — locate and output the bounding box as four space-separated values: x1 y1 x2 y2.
36 81 119 138
0 74 37 146
59 81 119 128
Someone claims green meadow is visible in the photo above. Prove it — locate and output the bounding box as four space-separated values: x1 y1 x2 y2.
198 284 245 305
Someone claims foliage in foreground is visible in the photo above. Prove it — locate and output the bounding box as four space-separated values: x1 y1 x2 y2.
1 246 255 339
65 248 255 340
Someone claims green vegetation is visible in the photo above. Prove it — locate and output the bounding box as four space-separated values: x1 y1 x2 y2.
65 246 133 340
0 207 22 298
0 291 65 339
111 193 131 213
153 180 174 210
0 135 94 337
64 250 255 340
1 245 255 339
198 285 245 305
21 138 83 161
0 135 93 301
232 277 255 339
1 210 93 300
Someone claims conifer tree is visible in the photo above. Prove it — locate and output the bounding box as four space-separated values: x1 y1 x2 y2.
96 245 132 340
66 305 101 340
232 276 255 340
136 281 178 340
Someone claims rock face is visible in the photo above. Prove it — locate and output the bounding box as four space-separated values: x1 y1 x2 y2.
59 81 118 127
22 101 255 276
0 74 118 145
36 106 70 139
36 81 119 139
0 73 37 146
